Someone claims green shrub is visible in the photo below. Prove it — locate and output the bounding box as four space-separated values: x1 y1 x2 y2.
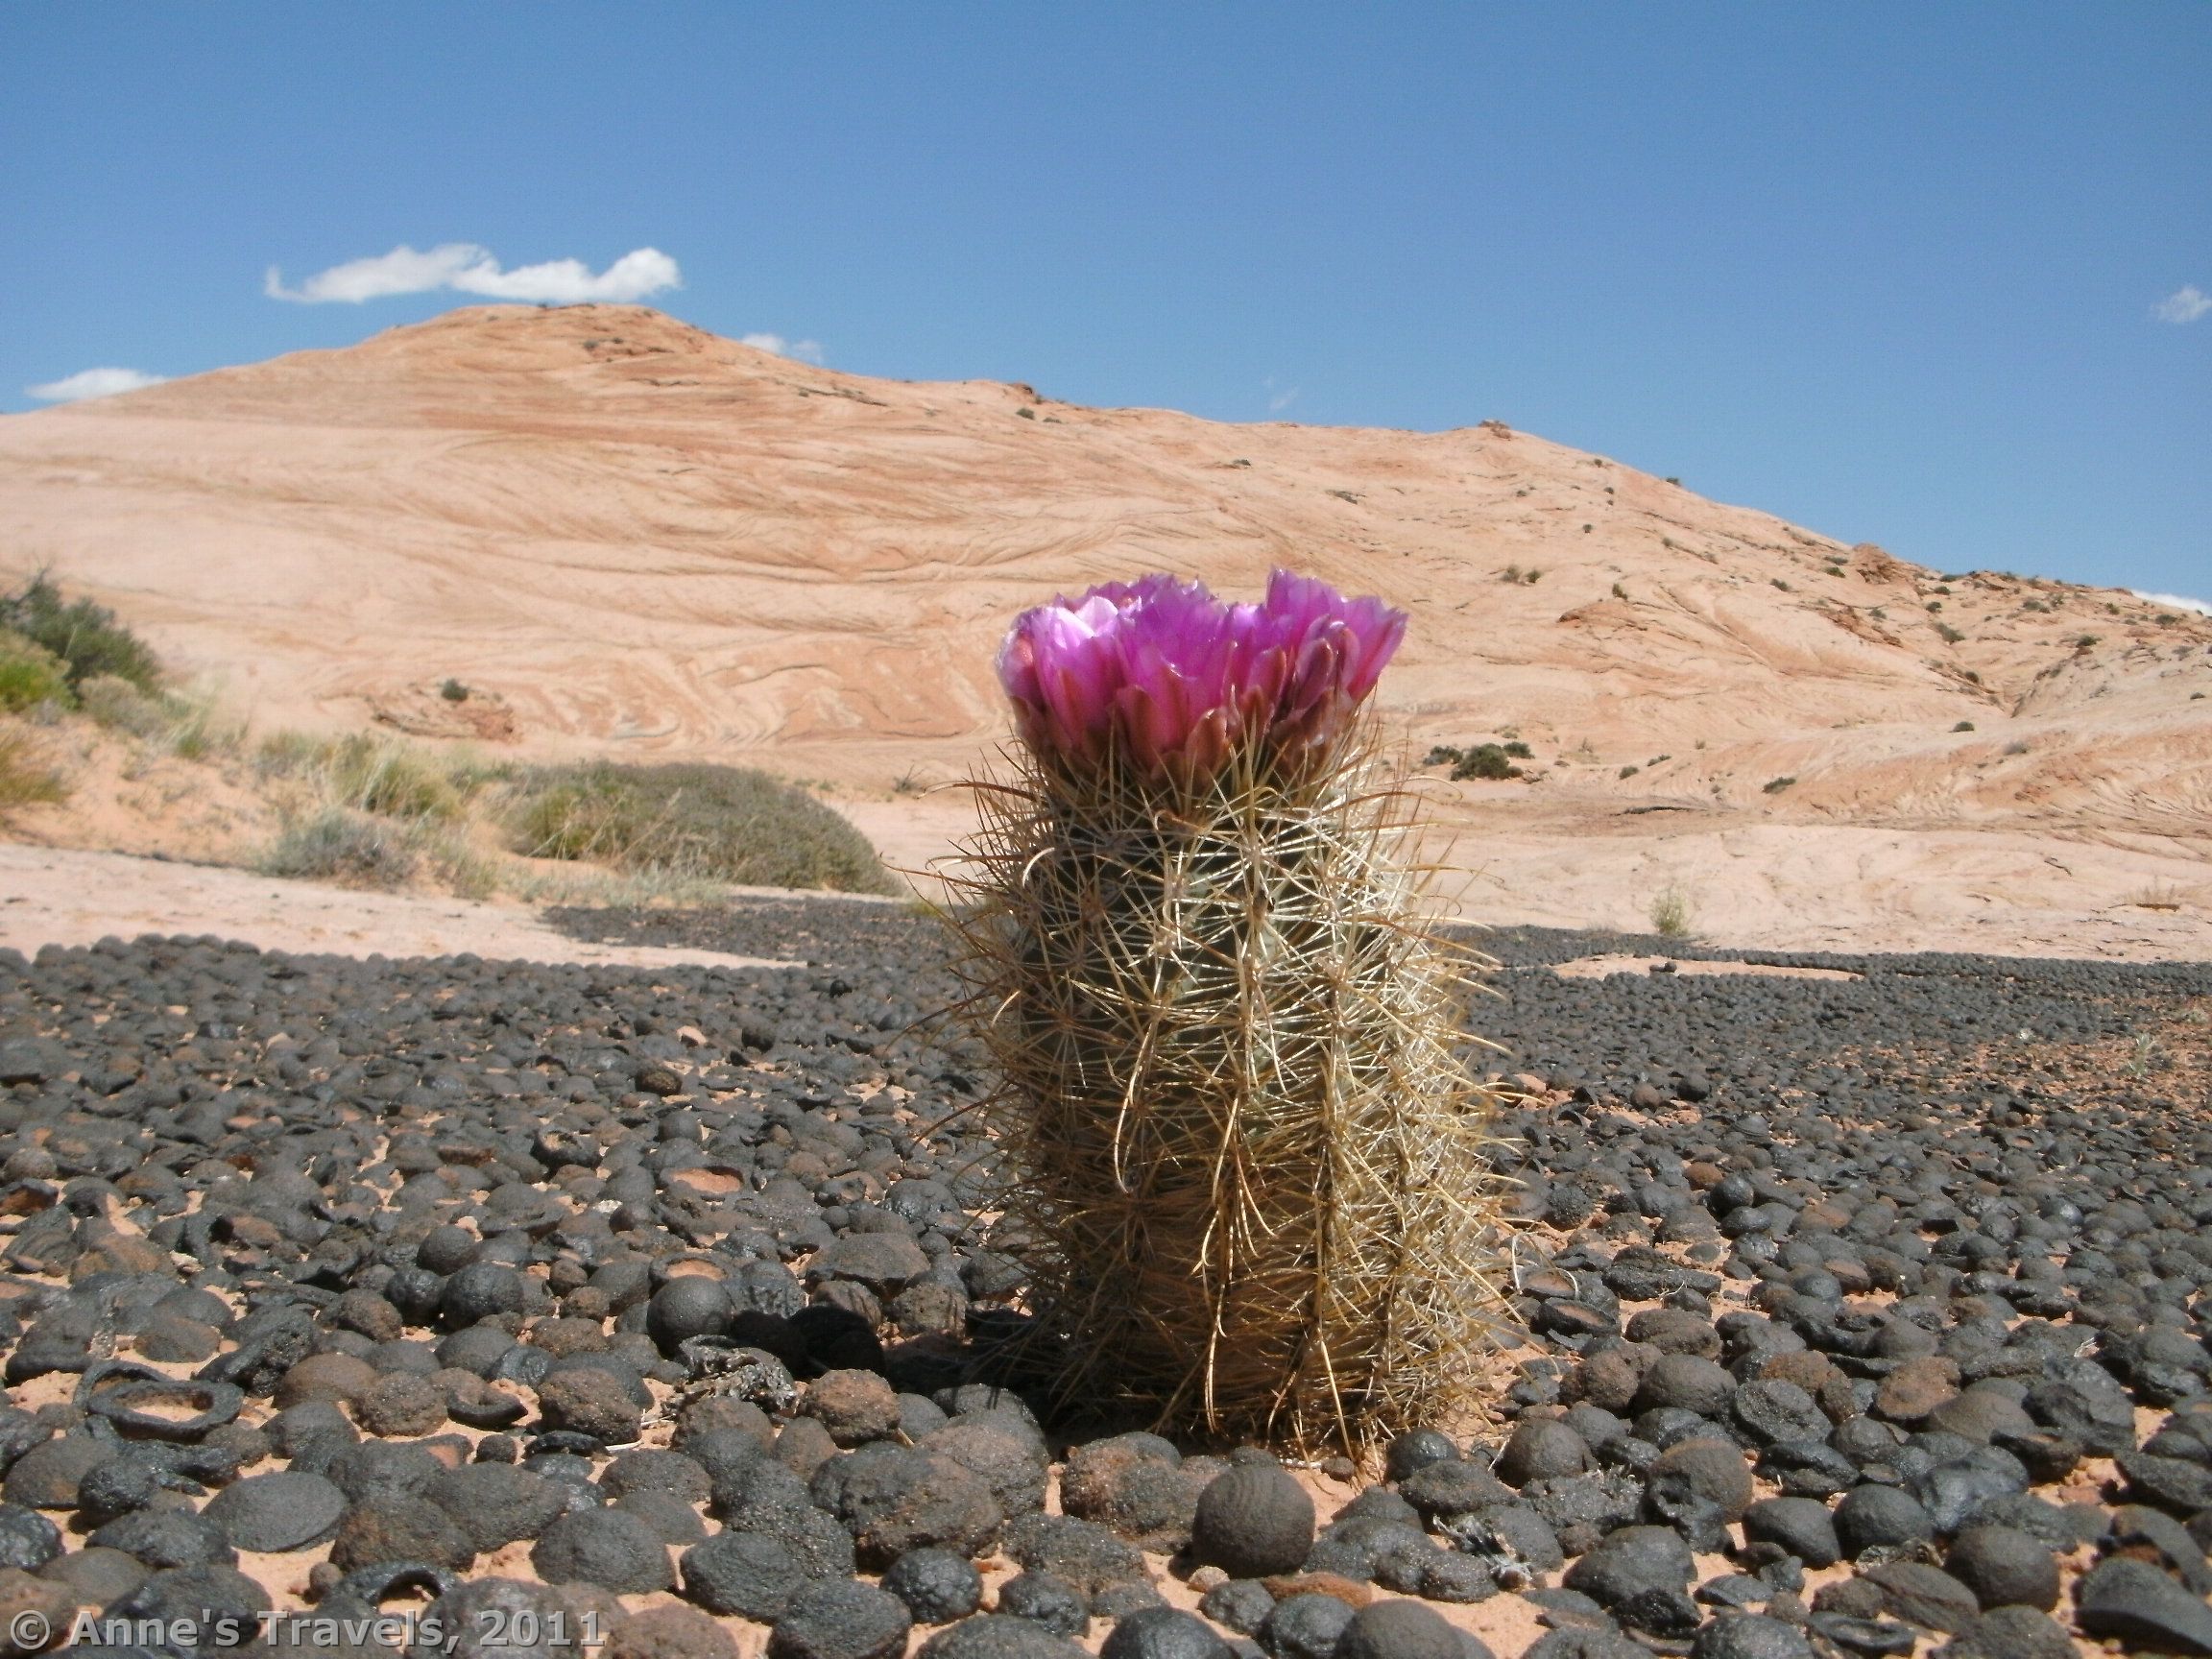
1953 720 1976 733
1936 622 1965 644
440 678 470 703
0 575 162 692
1649 887 1691 939
1503 740 1533 758
1618 764 1640 780
256 806 419 888
0 725 66 810
1763 775 1797 794
504 760 899 894
1449 744 1520 781
0 632 71 712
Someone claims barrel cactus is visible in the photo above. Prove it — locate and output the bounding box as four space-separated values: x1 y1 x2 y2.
945 569 1507 1453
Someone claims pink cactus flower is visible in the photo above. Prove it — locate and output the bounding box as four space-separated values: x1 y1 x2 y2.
997 569 1407 781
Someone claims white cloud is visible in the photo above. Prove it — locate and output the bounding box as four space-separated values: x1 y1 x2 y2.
2132 590 2212 615
266 243 682 305
1264 377 1299 415
2154 285 2210 324
739 332 825 364
25 366 168 402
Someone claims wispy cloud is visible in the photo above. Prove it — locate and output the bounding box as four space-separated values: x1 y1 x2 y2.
740 332 825 364
2154 285 2210 325
25 367 168 402
266 243 682 305
1264 377 1299 415
2132 590 2212 615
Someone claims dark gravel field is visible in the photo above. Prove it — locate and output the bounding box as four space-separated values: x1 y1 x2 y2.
0 898 2207 1659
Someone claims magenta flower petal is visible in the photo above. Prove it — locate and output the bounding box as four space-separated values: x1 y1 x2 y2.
998 567 1407 781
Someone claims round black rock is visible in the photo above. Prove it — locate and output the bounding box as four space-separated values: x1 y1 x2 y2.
1190 1465 1316 1578
916 1616 1090 1659
768 1578 913 1659
1099 1607 1232 1659
1942 1525 2059 1612
442 1262 527 1325
202 1471 346 1552
1499 1421 1595 1486
1834 1485 1936 1559
682 1531 807 1623
1338 1600 1465 1659
1257 1594 1357 1659
882 1548 985 1624
1689 1615 1815 1659
0 1503 60 1571
1384 1431 1459 1484
1198 1580 1275 1637
649 1279 733 1355
996 1573 1090 1638
529 1507 674 1594
1562 1526 1695 1609
1741 1497 1840 1569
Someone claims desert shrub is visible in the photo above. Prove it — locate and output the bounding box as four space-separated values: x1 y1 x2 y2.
0 632 71 712
439 678 470 702
504 760 899 894
256 806 419 888
1953 720 1976 733
1618 764 1640 780
1935 622 1965 644
77 676 238 758
0 725 66 810
1503 739 1533 758
0 575 162 692
1611 582 1627 598
1649 887 1691 939
1772 578 1791 591
1450 743 1520 781
1763 775 1797 794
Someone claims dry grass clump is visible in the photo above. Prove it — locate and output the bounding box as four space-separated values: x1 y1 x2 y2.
504 760 900 896
945 717 1509 1455
0 724 67 811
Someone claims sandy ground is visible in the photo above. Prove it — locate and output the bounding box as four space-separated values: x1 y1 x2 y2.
847 794 2212 964
5 822 2207 974
0 844 796 971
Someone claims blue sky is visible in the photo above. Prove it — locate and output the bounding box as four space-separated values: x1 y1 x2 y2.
4 6 2205 602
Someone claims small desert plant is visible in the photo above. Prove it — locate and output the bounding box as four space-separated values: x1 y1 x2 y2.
0 724 67 810
949 570 1505 1452
2075 635 2101 650
1618 764 1640 780
256 806 419 888
1953 720 1976 733
1451 743 1523 781
439 678 471 702
1612 583 1627 599
505 760 898 894
1503 739 1532 758
1763 775 1797 794
0 632 71 713
0 574 162 692
1772 578 1791 591
1936 622 1965 644
1649 887 1692 939
2128 880 2184 912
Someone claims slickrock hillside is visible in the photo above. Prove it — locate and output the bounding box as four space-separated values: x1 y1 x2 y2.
3 303 2207 952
